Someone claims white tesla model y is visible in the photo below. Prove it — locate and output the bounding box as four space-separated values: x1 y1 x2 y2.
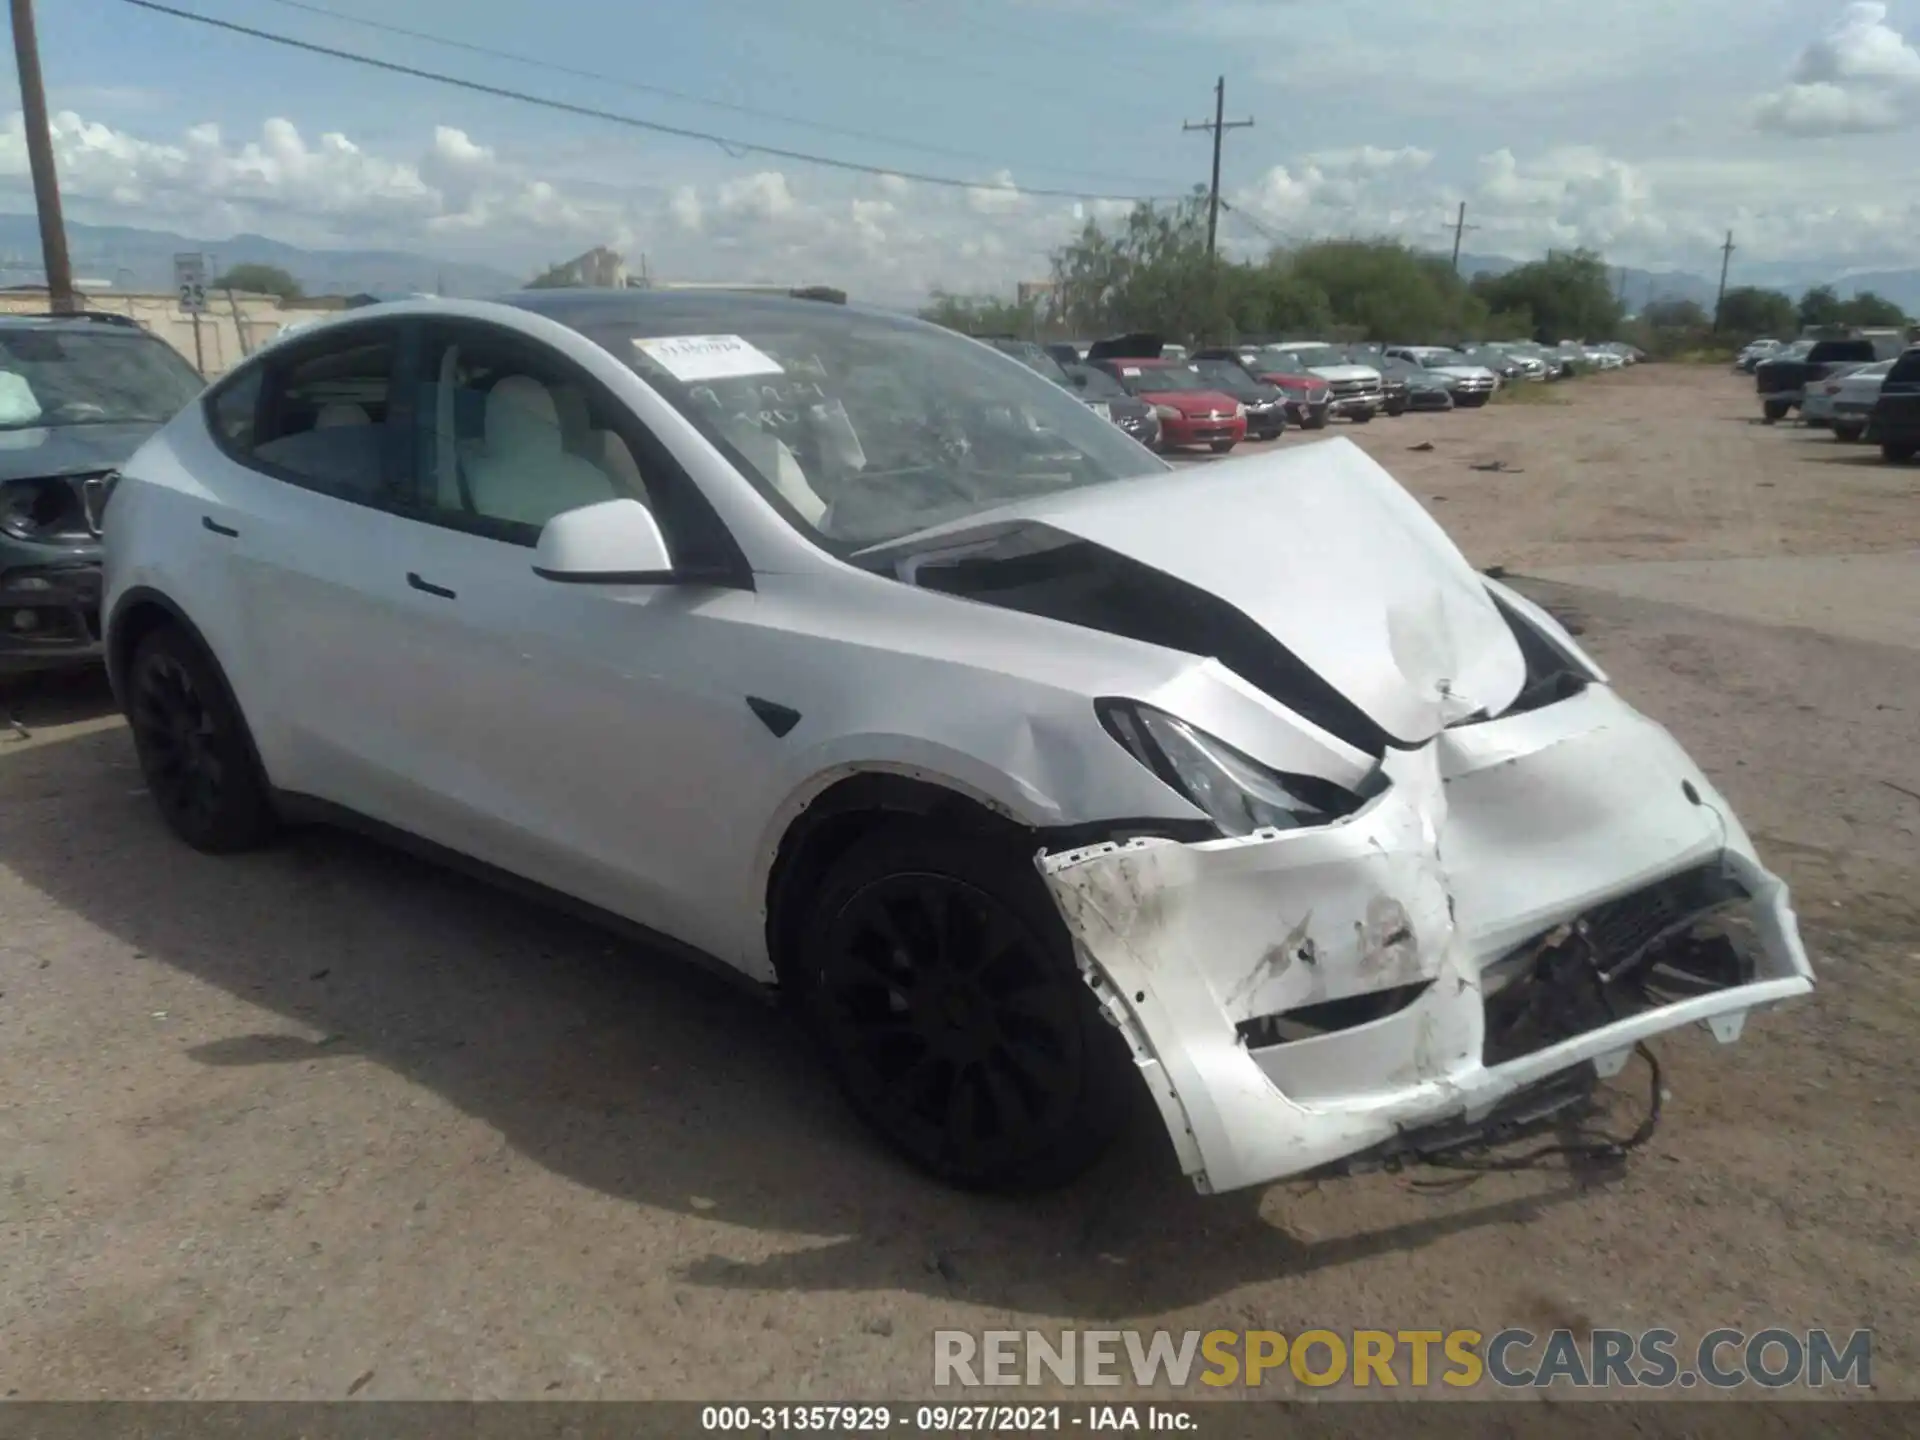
102 291 1813 1194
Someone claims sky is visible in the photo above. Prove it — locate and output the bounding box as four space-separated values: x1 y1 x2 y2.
1 0 1917 301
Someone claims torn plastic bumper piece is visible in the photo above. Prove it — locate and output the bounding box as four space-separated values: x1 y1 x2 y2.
1038 685 1815 1195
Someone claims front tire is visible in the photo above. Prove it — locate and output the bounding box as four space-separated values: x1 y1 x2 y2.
1303 412 1329 431
1884 440 1917 462
1209 440 1237 454
797 822 1133 1192
1349 409 1374 425
1763 400 1790 423
1834 423 1864 443
126 624 277 853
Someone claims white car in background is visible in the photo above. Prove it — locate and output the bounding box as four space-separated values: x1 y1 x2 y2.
1821 359 1895 442
101 290 1813 1197
1800 360 1879 430
1266 341 1386 421
1385 346 1500 406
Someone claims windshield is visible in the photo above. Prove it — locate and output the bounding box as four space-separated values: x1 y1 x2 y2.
1777 340 1816 359
1068 364 1128 401
985 338 1071 386
0 328 204 430
1110 364 1210 393
551 300 1166 551
1424 350 1472 366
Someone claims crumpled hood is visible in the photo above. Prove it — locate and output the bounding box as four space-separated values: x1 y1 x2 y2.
859 437 1526 743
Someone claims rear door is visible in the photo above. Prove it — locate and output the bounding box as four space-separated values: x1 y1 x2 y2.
196 318 435 812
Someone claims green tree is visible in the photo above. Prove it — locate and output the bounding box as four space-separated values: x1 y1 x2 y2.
1285 240 1488 341
1838 291 1908 328
1471 250 1623 343
1717 286 1797 340
1797 285 1842 331
1643 298 1710 331
1049 193 1233 343
920 290 1043 338
211 263 303 300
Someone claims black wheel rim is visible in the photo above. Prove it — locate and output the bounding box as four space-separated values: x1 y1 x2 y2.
132 653 225 831
816 874 1083 1175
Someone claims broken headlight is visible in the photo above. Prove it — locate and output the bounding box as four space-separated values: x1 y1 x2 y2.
1096 699 1369 837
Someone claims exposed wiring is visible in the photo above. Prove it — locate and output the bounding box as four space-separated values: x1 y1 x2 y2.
1412 1042 1664 1176
119 0 1186 203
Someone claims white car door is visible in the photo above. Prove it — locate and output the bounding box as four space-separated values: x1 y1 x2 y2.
200 318 441 816
365 319 784 964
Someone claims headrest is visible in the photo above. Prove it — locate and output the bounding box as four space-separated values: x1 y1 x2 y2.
485 376 560 451
314 402 370 428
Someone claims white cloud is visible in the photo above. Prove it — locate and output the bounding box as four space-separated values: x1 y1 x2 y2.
2 104 1915 302
965 169 1024 215
1754 2 1920 134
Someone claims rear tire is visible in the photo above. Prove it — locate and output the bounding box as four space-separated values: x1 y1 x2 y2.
1884 440 1917 463
797 821 1134 1192
1833 423 1864 443
1303 412 1329 431
125 624 277 853
1350 409 1374 424
1763 400 1790 423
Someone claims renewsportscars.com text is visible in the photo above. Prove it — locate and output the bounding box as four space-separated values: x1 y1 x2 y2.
933 1327 1872 1390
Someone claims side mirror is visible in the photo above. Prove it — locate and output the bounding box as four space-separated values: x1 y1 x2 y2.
532 498 693 585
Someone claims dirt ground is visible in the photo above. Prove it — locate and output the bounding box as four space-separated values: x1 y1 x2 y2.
1 366 1915 1402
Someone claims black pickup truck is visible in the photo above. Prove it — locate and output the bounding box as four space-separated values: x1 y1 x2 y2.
1869 346 1920 462
1756 336 1903 422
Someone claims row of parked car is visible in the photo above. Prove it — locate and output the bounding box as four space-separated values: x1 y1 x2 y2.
1744 331 1920 462
984 333 1643 455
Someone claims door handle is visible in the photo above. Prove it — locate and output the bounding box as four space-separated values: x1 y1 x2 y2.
406 571 457 599
202 516 239 537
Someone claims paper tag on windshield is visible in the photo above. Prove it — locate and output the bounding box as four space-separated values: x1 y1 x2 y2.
633 334 784 382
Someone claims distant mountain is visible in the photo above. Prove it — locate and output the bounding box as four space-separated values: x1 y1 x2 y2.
0 213 523 297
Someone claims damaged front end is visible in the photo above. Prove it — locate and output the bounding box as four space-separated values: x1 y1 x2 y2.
1039 685 1814 1195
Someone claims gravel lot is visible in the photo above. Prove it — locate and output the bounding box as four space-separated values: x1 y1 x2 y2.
2 365 1915 1401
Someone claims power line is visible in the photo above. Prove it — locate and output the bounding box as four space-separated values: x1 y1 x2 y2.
117 0 1184 202
250 0 1186 188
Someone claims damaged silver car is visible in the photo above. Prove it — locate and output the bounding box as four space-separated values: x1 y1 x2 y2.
105 290 1813 1196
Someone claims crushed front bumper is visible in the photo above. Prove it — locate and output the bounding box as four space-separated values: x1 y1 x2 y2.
1038 685 1814 1195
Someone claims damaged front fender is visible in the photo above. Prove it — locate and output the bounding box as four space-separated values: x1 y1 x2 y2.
1038 685 1815 1195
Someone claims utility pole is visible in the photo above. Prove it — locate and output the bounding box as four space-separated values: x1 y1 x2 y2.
1447 201 1479 274
10 0 77 314
1712 230 1736 333
1183 76 1253 260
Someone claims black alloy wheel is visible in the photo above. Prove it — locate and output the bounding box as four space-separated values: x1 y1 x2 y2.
126 626 275 852
802 825 1130 1190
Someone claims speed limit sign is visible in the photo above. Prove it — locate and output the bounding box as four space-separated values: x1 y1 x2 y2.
173 252 208 314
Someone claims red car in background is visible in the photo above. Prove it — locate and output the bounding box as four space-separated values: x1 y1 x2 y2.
1194 346 1332 430
1086 355 1247 453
